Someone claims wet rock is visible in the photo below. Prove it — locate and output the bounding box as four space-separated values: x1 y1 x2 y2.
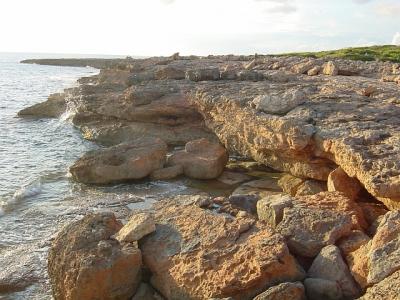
327 167 362 200
168 138 228 179
217 171 252 185
304 278 343 300
116 212 156 243
150 165 183 180
70 137 167 184
308 245 360 298
185 68 220 82
252 88 306 115
18 93 66 118
253 282 305 300
358 270 400 300
232 178 282 198
48 212 142 300
140 197 305 299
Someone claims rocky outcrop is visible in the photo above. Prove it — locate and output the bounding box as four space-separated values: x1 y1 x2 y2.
140 197 305 299
167 138 228 179
18 93 66 118
359 270 400 300
48 212 142 300
69 137 167 184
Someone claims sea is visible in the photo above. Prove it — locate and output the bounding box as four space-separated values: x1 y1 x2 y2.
0 53 203 299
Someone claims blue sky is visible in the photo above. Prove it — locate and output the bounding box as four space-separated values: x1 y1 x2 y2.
0 0 399 55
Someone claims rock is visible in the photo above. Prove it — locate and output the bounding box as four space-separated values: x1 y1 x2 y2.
140 197 305 299
185 68 220 81
150 165 183 180
48 213 142 300
294 179 327 196
252 88 306 115
131 283 162 300
237 70 264 81
227 194 260 214
253 282 305 300
256 194 293 227
168 138 228 179
232 178 282 198
155 66 185 80
358 270 400 300
323 61 339 76
308 245 360 298
217 171 253 185
244 59 259 70
367 210 400 285
359 202 388 227
122 85 167 106
307 66 321 76
304 278 343 300
220 69 238 80
346 243 370 289
327 167 362 200
292 60 315 74
70 137 167 184
278 174 304 196
338 230 370 255
18 93 66 118
116 212 156 243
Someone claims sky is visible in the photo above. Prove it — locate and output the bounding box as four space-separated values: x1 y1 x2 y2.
0 0 399 56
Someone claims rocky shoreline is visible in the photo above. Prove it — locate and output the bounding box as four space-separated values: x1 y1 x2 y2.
17 53 400 299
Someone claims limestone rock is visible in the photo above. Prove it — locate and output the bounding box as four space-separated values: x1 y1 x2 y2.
323 61 339 76
367 210 400 285
327 167 362 200
338 230 370 256
140 198 305 300
346 243 371 289
155 66 185 80
70 138 167 184
256 194 293 227
304 278 343 300
185 68 220 82
252 88 306 115
278 174 304 196
116 212 156 243
168 138 228 179
308 245 360 298
307 66 321 76
131 283 162 300
294 179 327 196
292 60 315 74
238 70 264 81
253 282 305 300
358 270 400 300
18 93 66 118
48 213 142 300
150 165 183 180
232 178 282 198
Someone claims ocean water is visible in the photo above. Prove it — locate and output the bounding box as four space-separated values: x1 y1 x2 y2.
0 53 194 299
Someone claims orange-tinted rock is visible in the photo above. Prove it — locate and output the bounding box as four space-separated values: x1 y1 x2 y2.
48 213 142 300
327 167 362 200
359 270 400 300
140 197 305 300
346 243 371 289
168 138 228 179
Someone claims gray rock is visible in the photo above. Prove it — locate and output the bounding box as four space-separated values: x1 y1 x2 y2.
253 282 305 300
252 88 306 115
304 278 343 300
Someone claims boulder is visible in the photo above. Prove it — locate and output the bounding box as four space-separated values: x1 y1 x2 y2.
116 212 156 243
18 93 66 118
346 243 370 289
253 282 305 300
257 194 293 227
70 137 167 184
131 283 162 300
140 197 305 300
358 270 400 300
185 68 220 82
323 61 339 76
292 61 315 74
367 210 400 285
338 230 370 256
294 179 327 196
237 70 264 81
154 66 185 80
278 174 304 196
307 66 321 76
48 213 142 300
168 139 228 179
252 88 306 115
304 278 343 300
308 245 360 298
327 167 362 200
150 165 183 180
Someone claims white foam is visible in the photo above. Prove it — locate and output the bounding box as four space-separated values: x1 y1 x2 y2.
13 181 42 201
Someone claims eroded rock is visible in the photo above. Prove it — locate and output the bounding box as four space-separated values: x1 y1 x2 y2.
253 282 305 300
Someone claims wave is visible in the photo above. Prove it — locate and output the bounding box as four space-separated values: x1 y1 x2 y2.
13 181 42 201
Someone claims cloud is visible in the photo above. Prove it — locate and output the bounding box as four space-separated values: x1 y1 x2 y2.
160 0 175 4
376 3 400 16
393 32 400 46
352 0 373 4
255 0 297 14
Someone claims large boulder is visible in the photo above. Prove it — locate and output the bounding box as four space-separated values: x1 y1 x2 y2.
168 138 228 179
70 137 167 184
48 213 142 300
307 245 360 298
358 270 400 300
327 167 362 200
140 197 305 300
253 282 305 300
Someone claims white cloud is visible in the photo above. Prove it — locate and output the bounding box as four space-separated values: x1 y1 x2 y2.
160 0 175 5
255 0 298 14
352 0 373 4
393 32 400 46
376 3 400 17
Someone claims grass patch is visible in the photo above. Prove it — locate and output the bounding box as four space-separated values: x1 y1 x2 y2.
275 45 400 63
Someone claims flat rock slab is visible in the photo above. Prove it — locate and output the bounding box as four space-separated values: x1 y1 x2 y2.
140 197 305 300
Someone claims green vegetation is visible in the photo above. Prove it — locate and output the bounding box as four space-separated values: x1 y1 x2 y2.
276 45 400 63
